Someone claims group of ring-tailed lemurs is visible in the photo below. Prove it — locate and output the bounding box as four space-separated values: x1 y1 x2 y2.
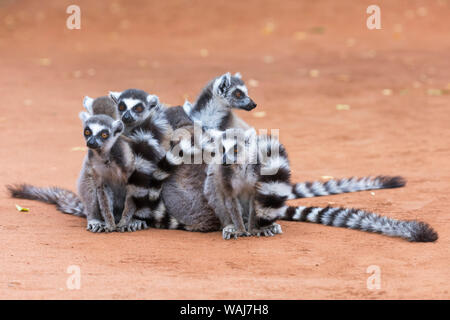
8 73 438 242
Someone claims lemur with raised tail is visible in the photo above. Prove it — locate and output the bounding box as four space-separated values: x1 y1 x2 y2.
167 72 406 201
202 128 437 242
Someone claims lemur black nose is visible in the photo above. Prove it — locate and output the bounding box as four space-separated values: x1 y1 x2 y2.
241 100 257 111
122 111 133 123
86 138 99 149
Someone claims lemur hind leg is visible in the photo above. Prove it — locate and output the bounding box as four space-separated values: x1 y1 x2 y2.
222 197 250 240
96 184 116 233
80 174 110 233
116 194 148 232
248 198 283 237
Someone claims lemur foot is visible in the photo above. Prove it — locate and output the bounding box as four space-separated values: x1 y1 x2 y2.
86 220 114 233
222 225 250 240
250 223 283 237
117 219 148 232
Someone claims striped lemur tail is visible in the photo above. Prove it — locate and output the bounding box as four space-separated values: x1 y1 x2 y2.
288 175 406 200
281 205 437 242
7 184 85 217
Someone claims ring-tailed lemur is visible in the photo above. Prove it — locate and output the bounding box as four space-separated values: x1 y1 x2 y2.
9 112 131 232
167 72 406 200
203 128 284 239
108 89 197 232
203 128 437 242
9 95 187 232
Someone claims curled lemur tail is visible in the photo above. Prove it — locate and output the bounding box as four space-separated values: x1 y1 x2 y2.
281 205 438 242
6 184 85 217
289 175 406 200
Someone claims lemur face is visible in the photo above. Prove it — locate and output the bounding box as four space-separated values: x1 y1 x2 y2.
79 113 124 151
213 73 257 111
109 89 159 129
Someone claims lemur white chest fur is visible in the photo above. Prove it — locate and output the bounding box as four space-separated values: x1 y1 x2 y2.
182 72 256 131
188 100 230 130
89 150 129 185
229 165 258 196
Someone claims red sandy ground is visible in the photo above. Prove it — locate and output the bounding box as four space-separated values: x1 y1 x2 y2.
0 0 449 299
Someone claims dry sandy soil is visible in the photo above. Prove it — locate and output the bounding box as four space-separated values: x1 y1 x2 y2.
0 0 449 299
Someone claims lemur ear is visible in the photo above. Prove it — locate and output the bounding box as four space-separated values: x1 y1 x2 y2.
83 96 94 114
79 111 90 123
109 91 122 104
234 72 242 79
213 72 232 96
182 100 193 114
112 120 124 136
146 94 159 107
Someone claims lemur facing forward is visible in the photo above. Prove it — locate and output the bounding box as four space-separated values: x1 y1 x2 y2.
108 89 189 231
203 128 437 242
9 112 131 232
204 128 286 239
9 95 188 232
167 72 406 201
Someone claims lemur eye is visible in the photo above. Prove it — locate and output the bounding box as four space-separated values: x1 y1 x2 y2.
118 102 126 112
133 104 144 113
234 90 243 99
101 132 109 139
84 129 91 136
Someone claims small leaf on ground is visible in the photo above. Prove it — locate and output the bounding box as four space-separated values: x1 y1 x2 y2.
253 111 266 118
248 79 259 88
336 104 350 111
15 204 29 212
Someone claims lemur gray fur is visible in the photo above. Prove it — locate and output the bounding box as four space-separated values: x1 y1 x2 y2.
203 128 437 241
8 111 131 232
108 89 194 232
165 72 406 201
159 74 435 241
9 95 187 232
203 128 284 239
